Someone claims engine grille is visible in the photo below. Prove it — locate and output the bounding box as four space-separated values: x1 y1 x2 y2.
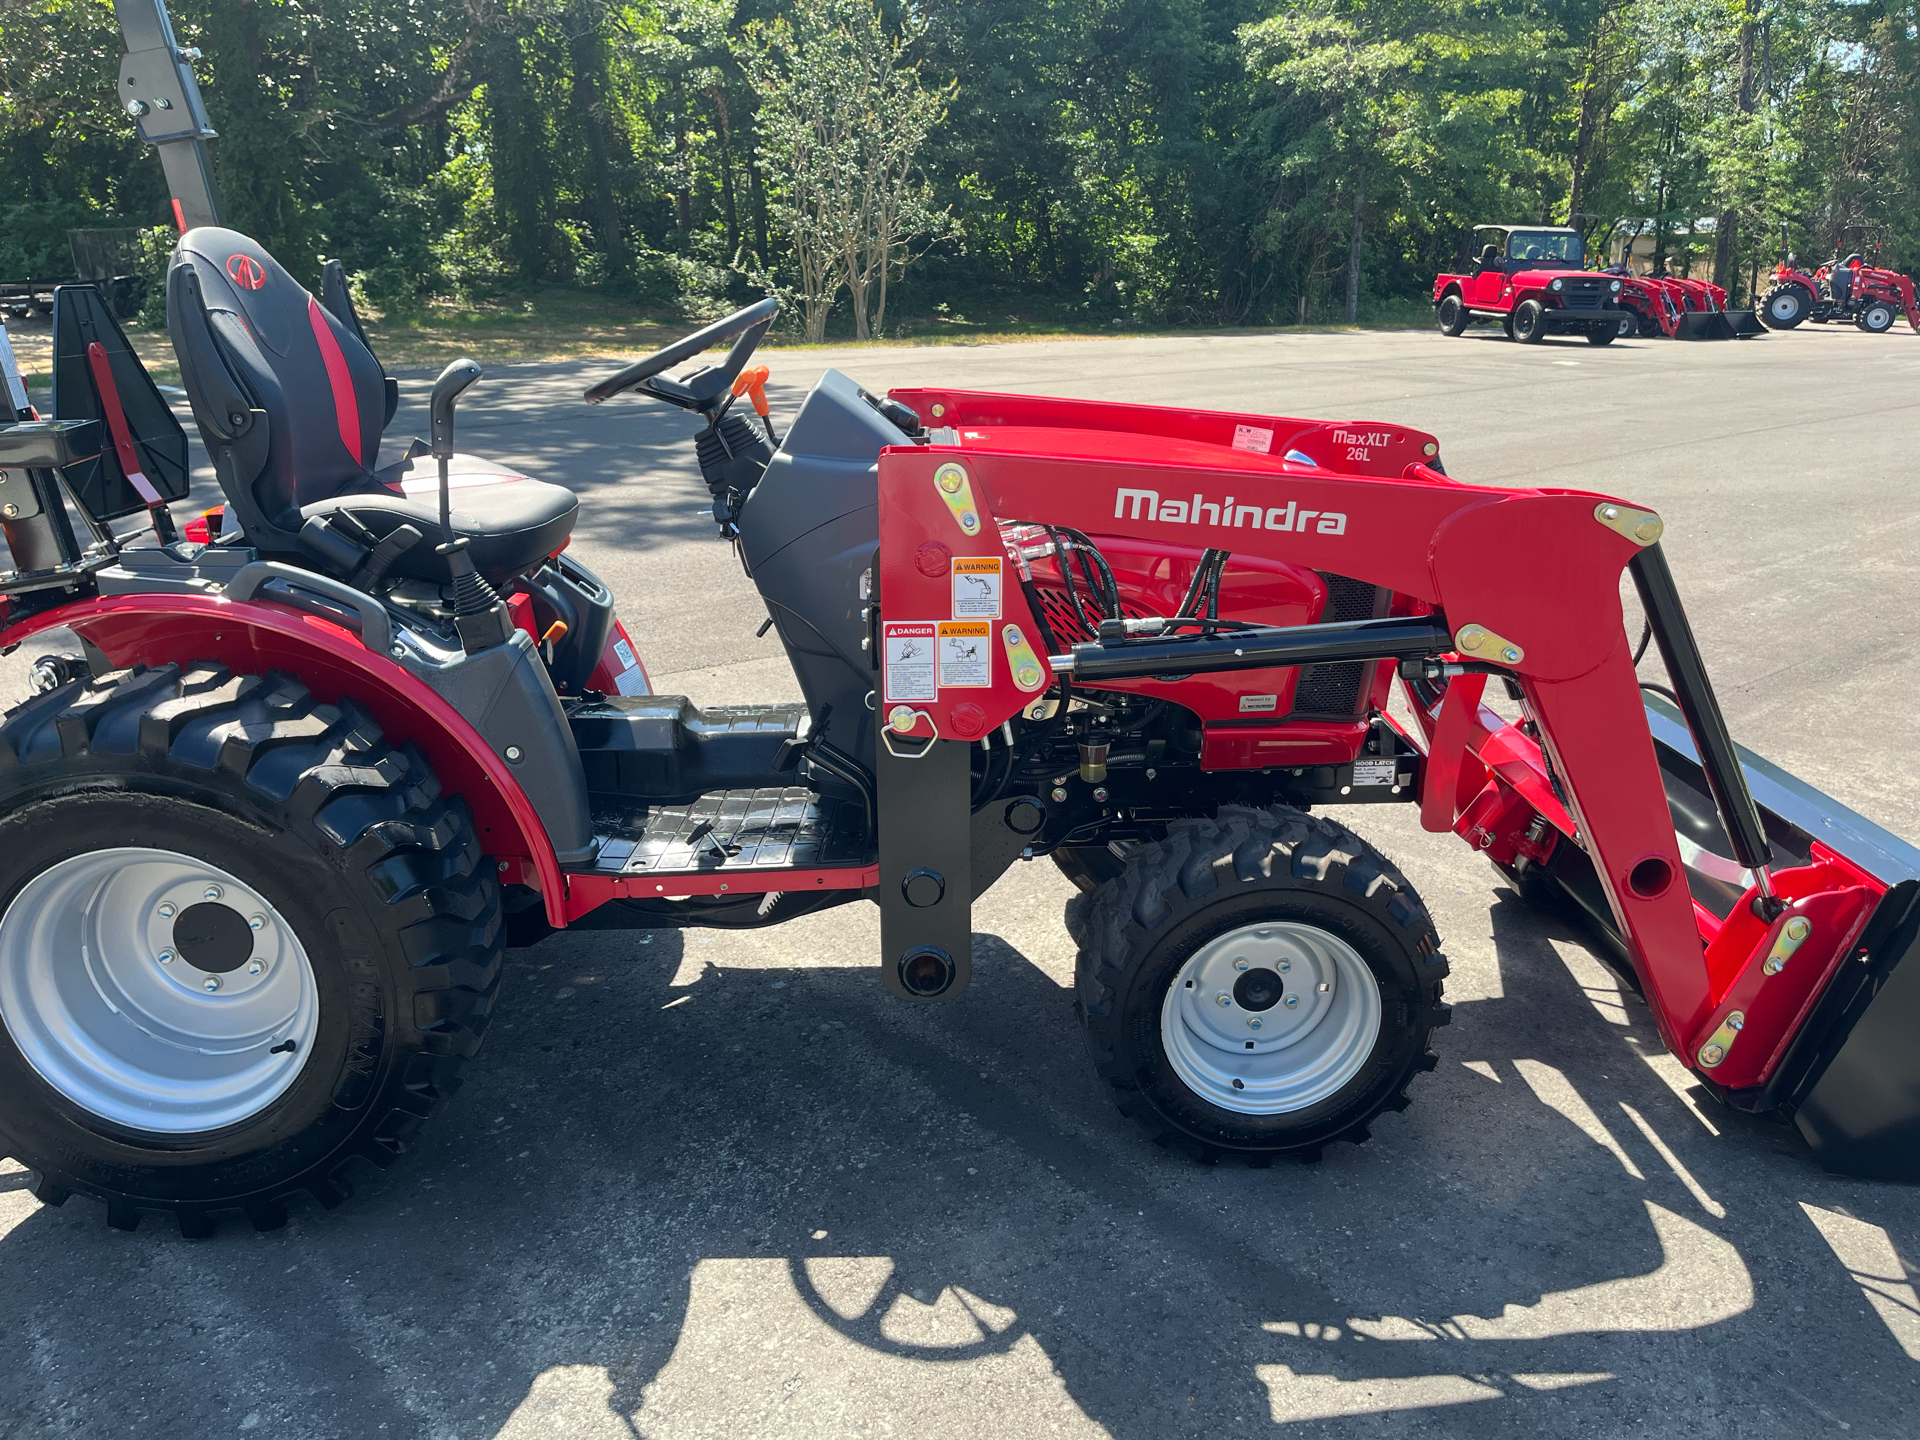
1291 573 1386 717
1557 276 1610 311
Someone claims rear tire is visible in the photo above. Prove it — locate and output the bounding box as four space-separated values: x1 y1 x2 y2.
1858 302 1896 334
0 663 503 1235
1512 299 1547 343
1436 293 1469 336
1075 806 1448 1162
1760 286 1808 329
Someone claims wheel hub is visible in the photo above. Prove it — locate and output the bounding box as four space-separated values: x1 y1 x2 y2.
0 848 319 1134
1160 921 1381 1115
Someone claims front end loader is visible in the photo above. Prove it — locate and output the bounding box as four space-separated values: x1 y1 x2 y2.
0 228 1914 1235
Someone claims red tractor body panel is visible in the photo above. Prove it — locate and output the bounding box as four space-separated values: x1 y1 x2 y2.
870 386 1897 1092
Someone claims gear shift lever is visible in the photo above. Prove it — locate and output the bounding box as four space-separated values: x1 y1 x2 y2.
428 359 512 654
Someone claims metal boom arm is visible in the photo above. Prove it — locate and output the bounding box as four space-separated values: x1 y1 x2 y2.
112 0 221 230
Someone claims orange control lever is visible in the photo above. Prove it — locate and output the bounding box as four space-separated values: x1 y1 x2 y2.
731 364 771 418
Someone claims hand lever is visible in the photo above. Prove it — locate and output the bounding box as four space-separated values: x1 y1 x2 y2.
425 358 511 655
731 364 777 443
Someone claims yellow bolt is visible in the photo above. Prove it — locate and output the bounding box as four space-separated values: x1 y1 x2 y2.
1786 916 1811 942
1635 518 1663 543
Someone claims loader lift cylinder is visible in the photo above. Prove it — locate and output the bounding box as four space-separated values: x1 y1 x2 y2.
1055 614 1455 683
1628 544 1779 904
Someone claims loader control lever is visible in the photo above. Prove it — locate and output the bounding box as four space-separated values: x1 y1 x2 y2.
427 358 513 655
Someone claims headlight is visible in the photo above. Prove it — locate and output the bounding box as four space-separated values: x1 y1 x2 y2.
1551 278 1563 291
1611 279 1623 292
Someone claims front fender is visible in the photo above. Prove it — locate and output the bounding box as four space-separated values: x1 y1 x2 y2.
0 593 569 926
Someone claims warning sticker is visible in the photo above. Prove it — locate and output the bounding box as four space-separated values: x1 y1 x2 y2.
937 620 992 688
951 556 1003 618
1232 423 1275 454
1351 757 1398 786
883 622 938 702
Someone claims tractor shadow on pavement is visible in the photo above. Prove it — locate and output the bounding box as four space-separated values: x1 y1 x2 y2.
0 883 1913 1438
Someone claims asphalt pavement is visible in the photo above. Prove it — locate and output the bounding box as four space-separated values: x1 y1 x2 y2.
1 319 1916 1438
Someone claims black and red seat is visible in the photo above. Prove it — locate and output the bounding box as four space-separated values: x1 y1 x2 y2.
167 227 577 584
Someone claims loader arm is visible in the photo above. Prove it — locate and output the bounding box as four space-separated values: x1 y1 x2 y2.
870 396 1911 1168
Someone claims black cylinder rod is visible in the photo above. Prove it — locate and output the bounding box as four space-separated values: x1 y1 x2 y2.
1056 614 1454 684
1629 544 1774 877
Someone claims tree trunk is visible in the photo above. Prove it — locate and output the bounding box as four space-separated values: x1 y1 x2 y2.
1713 2 1758 291
567 9 625 279
1345 164 1365 325
487 28 547 282
671 98 692 239
709 86 740 260
747 142 770 269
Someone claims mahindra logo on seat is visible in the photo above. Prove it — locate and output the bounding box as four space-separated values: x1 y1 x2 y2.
226 254 266 290
1114 487 1347 536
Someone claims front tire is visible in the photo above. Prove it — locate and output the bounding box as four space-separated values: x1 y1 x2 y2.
1760 285 1808 329
1436 293 1469 336
1511 299 1547 343
1858 301 1896 334
1075 807 1448 1162
0 663 503 1234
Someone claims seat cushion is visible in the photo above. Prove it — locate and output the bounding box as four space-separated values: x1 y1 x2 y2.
303 454 577 584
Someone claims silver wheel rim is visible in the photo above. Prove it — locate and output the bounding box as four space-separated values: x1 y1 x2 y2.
1770 293 1799 320
0 848 319 1134
1160 921 1381 1115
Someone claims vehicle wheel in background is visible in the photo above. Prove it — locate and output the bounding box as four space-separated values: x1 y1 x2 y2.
0 663 503 1235
1436 293 1469 336
1074 806 1448 1163
1511 299 1547 343
1760 286 1808 329
1858 302 1896 334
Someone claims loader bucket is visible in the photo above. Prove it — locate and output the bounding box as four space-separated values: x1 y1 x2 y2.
1725 309 1766 337
1530 698 1920 1180
1672 310 1755 340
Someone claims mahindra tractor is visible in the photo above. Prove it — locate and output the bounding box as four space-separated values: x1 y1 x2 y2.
0 220 1916 1237
1432 225 1627 344
1759 246 1920 334
1594 218 1763 340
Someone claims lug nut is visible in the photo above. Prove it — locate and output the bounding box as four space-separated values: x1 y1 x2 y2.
1278 960 1291 973
1234 958 1250 971
158 903 176 918
1215 993 1232 1008
249 914 266 931
247 960 265 976
1248 1017 1263 1030
203 885 223 901
157 949 175 966
1284 994 1300 1008
202 976 221 993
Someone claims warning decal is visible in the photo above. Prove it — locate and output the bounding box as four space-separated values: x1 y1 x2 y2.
951 555 1004 618
937 620 992 688
1232 423 1275 454
883 622 938 702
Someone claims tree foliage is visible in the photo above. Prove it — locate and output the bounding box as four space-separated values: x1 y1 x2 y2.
1 0 1913 327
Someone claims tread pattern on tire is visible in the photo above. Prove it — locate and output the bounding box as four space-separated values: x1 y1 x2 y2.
0 661 503 1234
1074 804 1449 1163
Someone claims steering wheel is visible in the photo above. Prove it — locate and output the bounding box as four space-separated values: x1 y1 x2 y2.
584 297 780 412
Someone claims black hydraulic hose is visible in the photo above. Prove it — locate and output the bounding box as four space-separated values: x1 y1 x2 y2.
1056 526 1122 619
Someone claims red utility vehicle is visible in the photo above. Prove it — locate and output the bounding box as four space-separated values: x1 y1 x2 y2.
1759 252 1919 334
1433 225 1626 344
0 224 1915 1236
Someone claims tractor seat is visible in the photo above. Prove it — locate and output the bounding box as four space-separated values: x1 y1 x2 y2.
167 226 577 585
304 454 578 585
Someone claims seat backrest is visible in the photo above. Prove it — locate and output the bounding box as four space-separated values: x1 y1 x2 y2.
167 227 385 531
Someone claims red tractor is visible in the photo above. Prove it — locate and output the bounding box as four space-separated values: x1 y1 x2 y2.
1759 250 1919 334
1432 224 1627 344
1595 218 1761 340
0 223 1915 1235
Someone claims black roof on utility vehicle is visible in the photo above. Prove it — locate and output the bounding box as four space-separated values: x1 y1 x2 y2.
1470 224 1580 234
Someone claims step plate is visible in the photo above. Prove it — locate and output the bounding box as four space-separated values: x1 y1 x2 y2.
586 787 871 876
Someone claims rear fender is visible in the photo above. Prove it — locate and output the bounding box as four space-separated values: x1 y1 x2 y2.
0 593 569 925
